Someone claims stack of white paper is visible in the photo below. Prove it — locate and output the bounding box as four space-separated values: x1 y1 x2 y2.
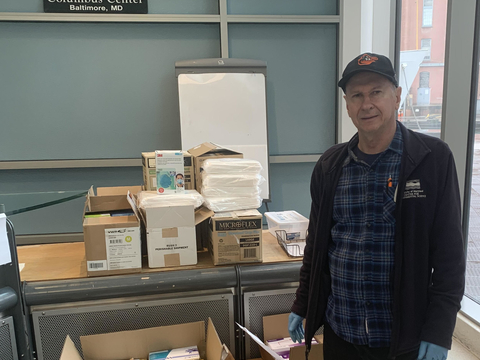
201 159 263 212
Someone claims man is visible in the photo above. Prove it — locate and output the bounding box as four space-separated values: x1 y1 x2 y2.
288 53 465 360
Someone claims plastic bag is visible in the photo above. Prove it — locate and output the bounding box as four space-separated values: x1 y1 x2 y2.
203 196 262 212
202 174 265 187
137 190 204 209
201 185 261 197
202 158 263 174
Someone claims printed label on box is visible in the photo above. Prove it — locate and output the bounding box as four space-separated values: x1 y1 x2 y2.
156 151 184 194
87 260 107 272
214 231 261 263
215 219 262 231
104 227 141 270
240 242 259 260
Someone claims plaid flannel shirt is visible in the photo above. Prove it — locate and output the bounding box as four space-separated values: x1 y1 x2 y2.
325 124 403 347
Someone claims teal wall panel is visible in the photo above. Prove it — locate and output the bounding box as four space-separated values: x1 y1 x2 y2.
0 22 220 161
258 162 316 222
0 1 42 12
229 24 337 156
148 0 218 14
0 167 143 193
0 0 218 14
227 0 337 16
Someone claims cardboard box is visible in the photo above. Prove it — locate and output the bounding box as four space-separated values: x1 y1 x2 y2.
266 337 318 358
143 152 195 191
142 152 157 191
187 143 243 193
149 346 199 360
195 206 214 251
155 151 184 194
258 314 323 360
137 199 213 268
208 210 263 265
59 318 234 360
83 186 143 277
183 151 195 190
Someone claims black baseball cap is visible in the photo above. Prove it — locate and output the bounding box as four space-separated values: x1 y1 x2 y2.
338 53 398 92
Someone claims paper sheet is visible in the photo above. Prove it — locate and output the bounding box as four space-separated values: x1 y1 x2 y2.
0 214 12 265
235 323 283 360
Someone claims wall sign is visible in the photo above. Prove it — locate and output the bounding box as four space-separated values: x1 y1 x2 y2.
44 0 148 14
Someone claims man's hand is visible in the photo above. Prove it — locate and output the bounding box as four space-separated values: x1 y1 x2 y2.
417 341 448 360
288 312 305 343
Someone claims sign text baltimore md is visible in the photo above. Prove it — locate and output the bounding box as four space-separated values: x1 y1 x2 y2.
44 0 148 14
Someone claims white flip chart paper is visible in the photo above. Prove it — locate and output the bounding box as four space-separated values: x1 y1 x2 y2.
0 214 12 266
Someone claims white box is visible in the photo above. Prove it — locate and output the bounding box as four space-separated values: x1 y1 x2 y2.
264 211 309 240
155 151 185 194
149 346 200 360
144 204 197 268
266 337 318 358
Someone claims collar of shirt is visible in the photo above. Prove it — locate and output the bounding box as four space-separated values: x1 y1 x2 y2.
343 121 403 167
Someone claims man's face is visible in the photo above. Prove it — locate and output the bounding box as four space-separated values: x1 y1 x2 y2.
344 72 401 138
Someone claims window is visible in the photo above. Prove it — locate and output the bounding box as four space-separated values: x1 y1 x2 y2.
421 38 432 60
419 71 430 88
423 0 433 27
465 6 480 321
400 0 445 136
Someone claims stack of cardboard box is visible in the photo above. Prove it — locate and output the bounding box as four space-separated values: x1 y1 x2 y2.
188 143 263 266
82 142 265 276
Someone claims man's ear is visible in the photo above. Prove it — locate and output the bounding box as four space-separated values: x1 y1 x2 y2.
344 94 351 116
395 86 402 110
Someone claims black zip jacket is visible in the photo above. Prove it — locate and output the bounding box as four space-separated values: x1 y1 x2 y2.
291 122 465 358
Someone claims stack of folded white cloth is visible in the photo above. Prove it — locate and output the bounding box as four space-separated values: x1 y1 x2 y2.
137 189 204 209
201 158 264 212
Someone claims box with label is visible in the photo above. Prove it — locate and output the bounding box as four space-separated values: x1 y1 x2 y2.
138 202 212 268
59 318 235 360
143 204 195 267
208 210 263 265
142 152 157 191
242 313 323 360
187 143 243 193
266 337 318 359
149 346 200 360
83 186 143 277
156 151 184 194
143 151 194 191
183 151 195 190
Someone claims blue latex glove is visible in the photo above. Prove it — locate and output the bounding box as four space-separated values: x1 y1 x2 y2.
417 341 448 360
288 312 305 343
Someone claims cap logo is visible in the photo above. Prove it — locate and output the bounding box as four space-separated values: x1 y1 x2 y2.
358 54 378 66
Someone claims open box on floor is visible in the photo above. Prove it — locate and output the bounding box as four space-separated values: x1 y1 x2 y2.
240 313 323 360
59 318 234 360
